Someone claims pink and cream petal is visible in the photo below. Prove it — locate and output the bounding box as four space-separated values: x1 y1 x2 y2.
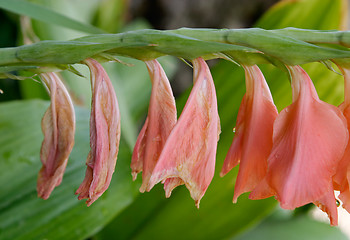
130 59 177 192
76 58 121 206
314 189 338 226
148 57 220 207
37 72 75 199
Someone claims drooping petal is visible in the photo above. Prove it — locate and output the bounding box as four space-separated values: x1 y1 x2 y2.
75 58 121 206
251 66 347 225
131 59 177 192
131 117 148 181
148 57 221 207
37 72 75 199
333 66 350 213
220 65 278 203
338 188 350 212
314 189 338 226
163 178 184 198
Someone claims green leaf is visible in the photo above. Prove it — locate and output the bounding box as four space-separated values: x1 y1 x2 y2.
0 0 104 34
94 0 129 33
234 213 348 240
0 100 138 240
256 0 346 30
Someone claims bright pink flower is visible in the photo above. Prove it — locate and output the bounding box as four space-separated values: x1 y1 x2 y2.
250 65 348 226
334 66 350 213
148 57 221 208
37 72 75 199
76 58 121 206
220 65 278 203
131 59 177 192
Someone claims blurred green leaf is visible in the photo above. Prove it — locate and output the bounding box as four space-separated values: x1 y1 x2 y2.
234 214 348 240
30 0 102 40
93 0 129 33
18 74 49 100
0 100 138 240
256 0 346 30
0 0 104 34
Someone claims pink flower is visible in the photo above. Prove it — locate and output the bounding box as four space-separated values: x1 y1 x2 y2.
148 57 221 208
37 72 75 199
220 65 278 203
250 65 348 226
131 59 177 192
334 66 350 213
75 58 121 206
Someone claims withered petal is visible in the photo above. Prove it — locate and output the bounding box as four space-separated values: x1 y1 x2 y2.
131 59 177 193
37 72 75 199
76 58 121 206
148 57 220 207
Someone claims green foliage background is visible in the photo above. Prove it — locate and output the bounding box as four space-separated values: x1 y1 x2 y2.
0 0 348 239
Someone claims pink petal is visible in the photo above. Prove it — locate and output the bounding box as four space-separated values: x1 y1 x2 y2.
221 65 278 203
333 66 350 213
148 57 221 207
163 178 184 198
131 117 148 181
75 58 121 206
37 72 75 199
131 59 177 192
339 188 350 213
314 189 338 226
251 66 347 219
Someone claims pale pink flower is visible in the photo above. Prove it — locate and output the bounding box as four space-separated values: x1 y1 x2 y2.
221 65 278 203
250 65 348 226
131 60 177 192
76 58 121 206
148 57 221 208
333 66 350 213
37 72 75 199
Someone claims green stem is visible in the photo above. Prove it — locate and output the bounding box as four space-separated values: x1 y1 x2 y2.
1 27 350 74
0 47 21 65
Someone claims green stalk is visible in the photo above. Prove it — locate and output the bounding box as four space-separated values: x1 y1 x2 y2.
1 27 350 74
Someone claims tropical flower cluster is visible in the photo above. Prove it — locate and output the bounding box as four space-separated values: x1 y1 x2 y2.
37 55 350 226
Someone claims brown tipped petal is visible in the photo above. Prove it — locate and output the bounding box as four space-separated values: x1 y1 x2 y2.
148 57 220 207
314 189 338 226
76 58 121 206
131 117 148 181
37 72 75 199
131 59 177 193
163 178 184 198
